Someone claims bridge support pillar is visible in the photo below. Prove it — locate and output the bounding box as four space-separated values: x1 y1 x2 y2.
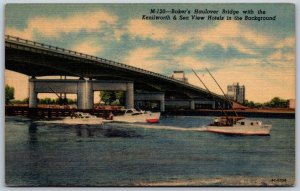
160 98 165 112
29 80 37 108
86 80 94 109
212 101 216 109
134 92 165 112
125 83 134 109
77 80 93 109
190 100 195 110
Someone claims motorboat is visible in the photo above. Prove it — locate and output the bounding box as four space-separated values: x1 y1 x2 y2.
205 116 272 135
190 68 272 136
62 112 103 125
111 108 160 123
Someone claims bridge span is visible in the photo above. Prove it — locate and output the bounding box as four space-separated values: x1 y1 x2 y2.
5 35 228 111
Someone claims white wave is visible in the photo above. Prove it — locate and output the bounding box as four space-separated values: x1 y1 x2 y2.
34 120 64 124
33 120 208 132
119 123 207 132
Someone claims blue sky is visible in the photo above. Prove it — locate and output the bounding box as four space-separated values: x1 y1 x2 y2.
5 3 295 102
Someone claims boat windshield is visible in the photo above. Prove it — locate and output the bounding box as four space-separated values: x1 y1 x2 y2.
124 109 143 115
73 112 93 118
212 116 244 126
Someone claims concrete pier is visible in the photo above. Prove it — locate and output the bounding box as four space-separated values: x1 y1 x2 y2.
85 80 94 109
165 99 216 110
28 79 218 112
29 80 37 108
134 92 165 112
77 80 93 109
190 100 195 110
125 83 134 109
28 79 134 110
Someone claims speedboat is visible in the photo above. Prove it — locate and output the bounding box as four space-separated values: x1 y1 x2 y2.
111 108 160 123
62 112 103 125
205 116 272 135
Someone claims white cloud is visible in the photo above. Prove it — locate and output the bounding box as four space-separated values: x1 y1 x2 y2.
127 19 168 40
268 36 295 66
124 19 272 57
123 47 166 73
5 10 294 103
274 36 295 49
170 33 195 48
121 39 294 103
72 40 102 55
5 27 33 40
184 56 295 103
174 56 212 70
197 21 270 55
268 51 294 62
5 10 118 39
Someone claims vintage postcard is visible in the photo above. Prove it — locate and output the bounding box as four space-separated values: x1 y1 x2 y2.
5 3 295 186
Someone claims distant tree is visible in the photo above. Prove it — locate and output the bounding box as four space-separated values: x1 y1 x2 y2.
100 91 116 105
244 97 288 109
10 97 29 105
244 100 255 108
66 98 77 104
254 102 263 108
115 91 125 105
39 98 53 104
38 97 77 105
5 85 15 105
22 97 29 104
265 97 288 108
99 91 125 106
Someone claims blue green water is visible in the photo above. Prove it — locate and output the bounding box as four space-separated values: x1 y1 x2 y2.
5 116 295 186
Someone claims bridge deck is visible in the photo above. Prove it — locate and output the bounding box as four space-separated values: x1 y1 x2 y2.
5 35 225 100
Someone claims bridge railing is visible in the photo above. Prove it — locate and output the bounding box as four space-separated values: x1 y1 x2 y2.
5 35 222 98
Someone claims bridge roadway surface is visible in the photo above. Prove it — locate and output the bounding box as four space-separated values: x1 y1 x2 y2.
5 35 225 103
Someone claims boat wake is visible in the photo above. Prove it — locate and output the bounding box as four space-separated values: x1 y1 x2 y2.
33 119 208 132
34 120 65 124
119 123 207 132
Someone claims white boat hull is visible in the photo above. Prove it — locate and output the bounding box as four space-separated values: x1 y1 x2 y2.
113 112 161 123
206 125 272 135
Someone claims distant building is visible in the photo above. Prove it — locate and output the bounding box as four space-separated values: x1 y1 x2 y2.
172 71 188 83
288 99 295 109
227 83 245 104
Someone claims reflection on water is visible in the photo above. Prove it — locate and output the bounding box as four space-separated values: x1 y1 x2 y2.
103 127 142 138
5 116 295 186
76 127 82 137
28 123 38 146
75 126 96 137
73 125 142 138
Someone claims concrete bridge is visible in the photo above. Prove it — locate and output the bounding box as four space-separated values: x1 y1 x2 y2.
5 35 228 111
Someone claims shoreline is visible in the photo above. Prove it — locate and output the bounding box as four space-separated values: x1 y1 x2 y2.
5 106 295 119
163 109 295 119
134 176 294 187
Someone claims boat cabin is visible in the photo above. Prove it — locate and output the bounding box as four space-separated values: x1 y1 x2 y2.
72 112 96 119
212 116 245 126
122 108 147 116
235 119 263 127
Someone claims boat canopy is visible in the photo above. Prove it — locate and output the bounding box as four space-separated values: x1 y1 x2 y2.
213 116 245 126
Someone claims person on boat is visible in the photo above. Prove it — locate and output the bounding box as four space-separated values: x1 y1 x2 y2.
214 117 220 126
224 116 228 126
108 112 114 120
71 110 75 119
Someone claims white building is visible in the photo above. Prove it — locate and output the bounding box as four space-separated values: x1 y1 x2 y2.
288 99 295 109
172 71 188 83
227 83 245 104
